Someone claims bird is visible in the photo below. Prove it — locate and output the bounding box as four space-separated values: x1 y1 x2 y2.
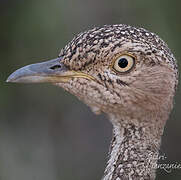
7 24 178 180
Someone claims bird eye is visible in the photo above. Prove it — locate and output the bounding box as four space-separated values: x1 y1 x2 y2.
112 54 135 73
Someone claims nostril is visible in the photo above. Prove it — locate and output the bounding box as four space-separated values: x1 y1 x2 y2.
50 65 62 70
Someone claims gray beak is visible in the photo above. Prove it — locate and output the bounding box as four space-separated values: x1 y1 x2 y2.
6 58 70 83
6 58 95 83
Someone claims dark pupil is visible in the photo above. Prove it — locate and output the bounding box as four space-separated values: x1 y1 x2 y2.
118 58 128 68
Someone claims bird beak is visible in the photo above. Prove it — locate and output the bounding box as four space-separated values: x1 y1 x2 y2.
6 58 95 83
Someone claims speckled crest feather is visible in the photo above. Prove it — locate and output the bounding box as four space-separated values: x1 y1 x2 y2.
59 24 177 77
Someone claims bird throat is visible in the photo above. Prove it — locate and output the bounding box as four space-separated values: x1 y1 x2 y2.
103 117 163 180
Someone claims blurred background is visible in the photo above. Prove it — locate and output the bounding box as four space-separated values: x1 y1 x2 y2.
1 0 181 179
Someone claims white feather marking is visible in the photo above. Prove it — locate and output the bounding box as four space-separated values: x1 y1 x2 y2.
103 124 124 180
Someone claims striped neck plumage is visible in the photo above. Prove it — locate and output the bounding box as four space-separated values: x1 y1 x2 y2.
102 116 163 180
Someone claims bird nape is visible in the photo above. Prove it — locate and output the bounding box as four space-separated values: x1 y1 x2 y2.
7 24 178 180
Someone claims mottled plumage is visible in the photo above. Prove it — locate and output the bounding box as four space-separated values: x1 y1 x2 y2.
7 24 178 180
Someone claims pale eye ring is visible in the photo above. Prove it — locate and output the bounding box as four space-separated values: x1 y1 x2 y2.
112 54 135 73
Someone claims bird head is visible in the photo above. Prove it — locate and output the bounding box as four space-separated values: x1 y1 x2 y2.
7 25 178 124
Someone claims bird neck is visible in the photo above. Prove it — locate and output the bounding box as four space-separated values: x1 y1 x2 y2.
103 115 164 180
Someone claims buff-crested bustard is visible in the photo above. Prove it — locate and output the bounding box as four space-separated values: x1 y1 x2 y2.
7 24 178 180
